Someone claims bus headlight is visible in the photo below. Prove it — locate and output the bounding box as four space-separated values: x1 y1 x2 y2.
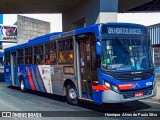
112 85 119 92
104 81 119 92
104 82 111 88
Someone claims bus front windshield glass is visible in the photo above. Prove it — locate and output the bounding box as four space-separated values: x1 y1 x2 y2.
101 38 153 71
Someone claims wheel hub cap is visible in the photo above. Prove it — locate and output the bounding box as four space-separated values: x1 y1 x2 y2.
21 81 24 90
69 89 77 99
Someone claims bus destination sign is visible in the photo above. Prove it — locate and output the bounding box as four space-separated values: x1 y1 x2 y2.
107 27 142 35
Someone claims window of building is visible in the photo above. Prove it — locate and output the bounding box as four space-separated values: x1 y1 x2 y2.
17 49 24 65
25 47 33 64
34 45 44 65
5 51 10 66
45 42 56 65
58 39 74 64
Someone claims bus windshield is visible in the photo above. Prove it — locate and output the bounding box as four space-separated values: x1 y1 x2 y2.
101 38 153 72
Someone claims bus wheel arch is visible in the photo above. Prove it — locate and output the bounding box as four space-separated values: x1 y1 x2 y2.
63 79 78 105
19 75 26 92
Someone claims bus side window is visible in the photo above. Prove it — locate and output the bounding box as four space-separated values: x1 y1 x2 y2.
25 47 33 64
45 43 50 65
5 51 10 66
17 49 24 65
45 42 56 65
34 45 44 65
58 39 74 64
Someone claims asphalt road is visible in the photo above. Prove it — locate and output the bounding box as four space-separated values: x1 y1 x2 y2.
0 82 159 120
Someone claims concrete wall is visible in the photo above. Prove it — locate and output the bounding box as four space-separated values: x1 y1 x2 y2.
17 15 50 44
62 0 118 31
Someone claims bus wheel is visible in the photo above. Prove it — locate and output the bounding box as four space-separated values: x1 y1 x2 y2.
20 78 26 92
66 85 78 105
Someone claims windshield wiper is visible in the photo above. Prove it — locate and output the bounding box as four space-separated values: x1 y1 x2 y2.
115 37 130 53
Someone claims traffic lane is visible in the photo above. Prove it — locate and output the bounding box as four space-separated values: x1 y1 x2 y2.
0 83 158 119
0 83 154 112
0 83 85 111
0 83 119 120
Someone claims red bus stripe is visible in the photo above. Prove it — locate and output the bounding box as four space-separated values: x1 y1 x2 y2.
92 85 109 91
117 84 132 90
27 68 35 90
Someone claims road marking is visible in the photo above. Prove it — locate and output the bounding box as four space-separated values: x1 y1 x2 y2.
140 100 160 105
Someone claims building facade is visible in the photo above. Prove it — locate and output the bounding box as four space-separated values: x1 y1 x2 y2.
17 15 50 44
0 15 50 81
148 24 160 77
0 25 17 73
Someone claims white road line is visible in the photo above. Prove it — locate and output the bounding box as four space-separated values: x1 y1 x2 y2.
140 100 160 104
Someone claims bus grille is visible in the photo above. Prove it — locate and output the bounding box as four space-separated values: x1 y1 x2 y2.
107 69 154 81
121 87 153 99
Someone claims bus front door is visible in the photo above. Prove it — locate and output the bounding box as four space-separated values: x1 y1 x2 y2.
11 52 17 85
78 34 98 100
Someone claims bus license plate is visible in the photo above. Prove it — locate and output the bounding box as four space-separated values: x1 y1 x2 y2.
134 92 144 97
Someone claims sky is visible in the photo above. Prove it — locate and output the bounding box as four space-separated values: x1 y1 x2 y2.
118 13 160 26
3 13 160 32
3 14 62 32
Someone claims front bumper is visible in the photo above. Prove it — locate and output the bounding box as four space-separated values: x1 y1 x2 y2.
102 86 156 103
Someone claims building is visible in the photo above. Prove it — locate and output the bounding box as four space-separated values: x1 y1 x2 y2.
0 0 156 31
17 15 50 44
148 24 160 77
0 15 50 81
0 25 17 81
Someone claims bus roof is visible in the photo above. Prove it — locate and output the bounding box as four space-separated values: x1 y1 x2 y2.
105 22 145 27
5 22 146 51
5 32 62 51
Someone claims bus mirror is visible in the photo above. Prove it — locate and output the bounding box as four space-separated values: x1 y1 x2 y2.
96 42 102 57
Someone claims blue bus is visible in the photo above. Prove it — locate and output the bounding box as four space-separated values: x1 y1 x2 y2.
4 23 156 105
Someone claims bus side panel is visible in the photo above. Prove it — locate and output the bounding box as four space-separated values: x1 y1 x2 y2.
51 65 64 96
17 65 31 90
51 64 76 96
91 69 106 104
37 65 51 93
17 65 51 93
4 66 12 85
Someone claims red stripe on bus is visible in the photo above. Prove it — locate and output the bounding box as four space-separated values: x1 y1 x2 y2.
27 68 35 90
92 85 109 91
117 84 132 90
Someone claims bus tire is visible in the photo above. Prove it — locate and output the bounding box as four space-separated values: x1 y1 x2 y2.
20 77 26 92
66 85 78 105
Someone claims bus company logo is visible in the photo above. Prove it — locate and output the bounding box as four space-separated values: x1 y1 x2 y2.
132 83 140 88
42 69 49 74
